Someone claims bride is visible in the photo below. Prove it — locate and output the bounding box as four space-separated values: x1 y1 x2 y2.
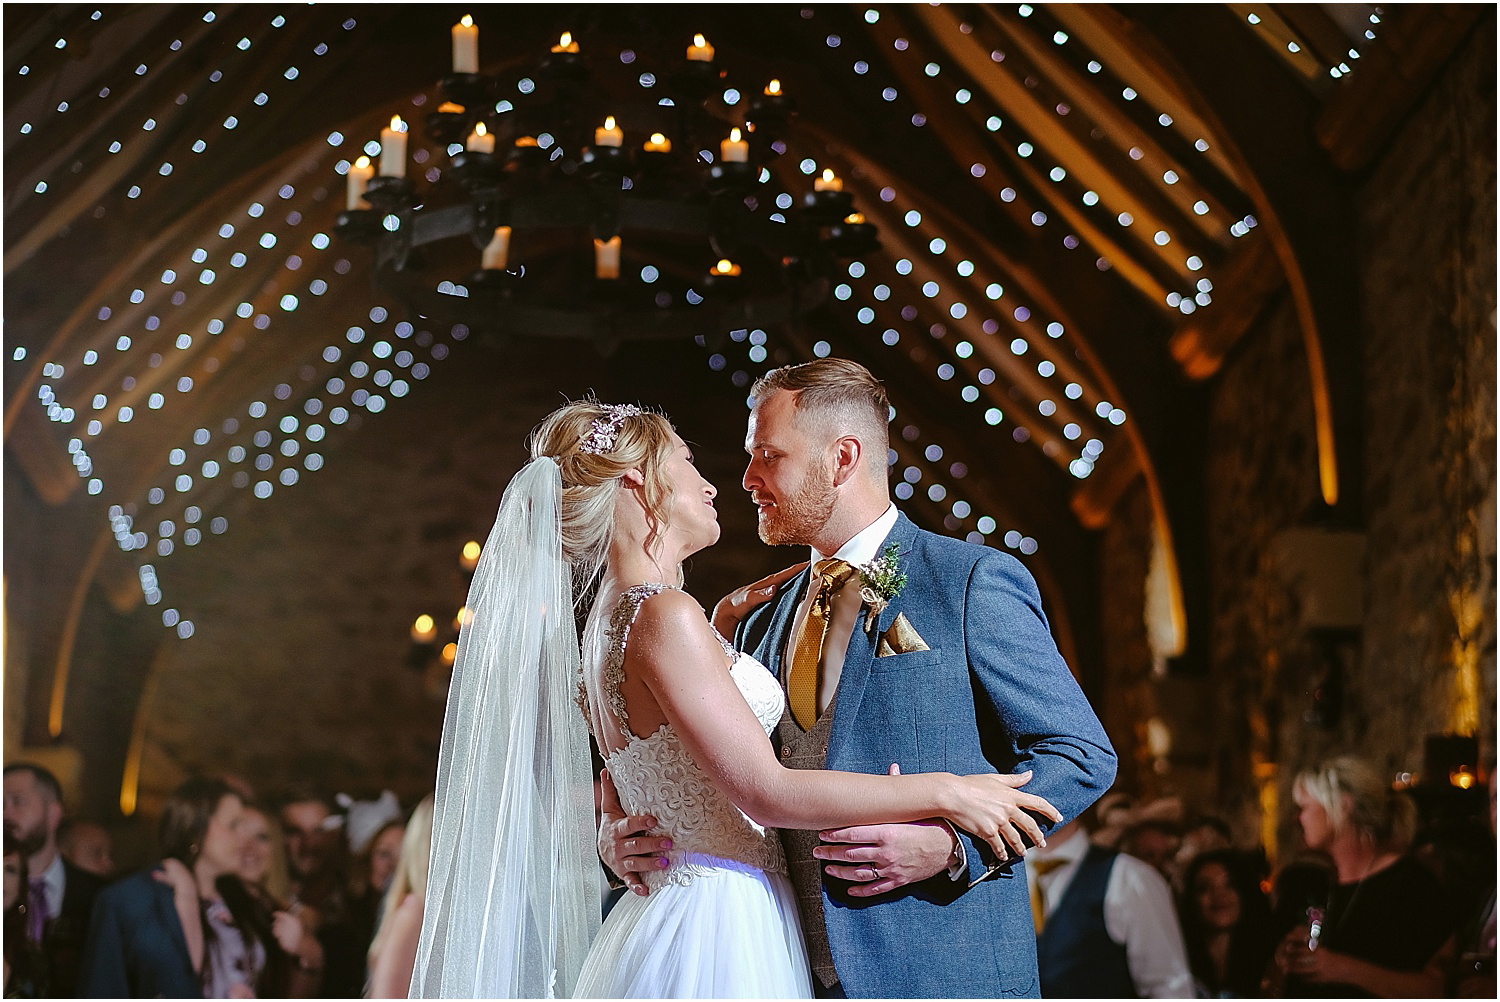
409 400 1060 999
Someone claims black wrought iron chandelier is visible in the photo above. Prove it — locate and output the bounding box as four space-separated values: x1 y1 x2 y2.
334 17 878 351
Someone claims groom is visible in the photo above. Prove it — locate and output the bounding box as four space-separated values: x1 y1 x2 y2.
605 358 1116 997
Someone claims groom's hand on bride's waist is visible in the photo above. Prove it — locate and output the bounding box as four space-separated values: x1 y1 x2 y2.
814 764 964 898
599 768 672 897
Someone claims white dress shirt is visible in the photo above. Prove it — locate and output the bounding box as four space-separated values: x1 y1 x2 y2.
39 852 66 920
1025 830 1194 999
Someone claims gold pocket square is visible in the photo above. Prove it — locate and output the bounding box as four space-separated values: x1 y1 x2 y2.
876 613 930 656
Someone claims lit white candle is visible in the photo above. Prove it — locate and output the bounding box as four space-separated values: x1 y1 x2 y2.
551 31 578 53
466 121 495 153
594 116 623 148
687 33 714 61
594 236 621 279
452 15 478 74
814 168 842 192
379 116 408 178
345 155 373 210
481 226 511 270
643 132 672 153
720 127 749 163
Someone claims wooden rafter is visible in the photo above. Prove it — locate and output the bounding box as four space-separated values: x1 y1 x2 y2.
979 7 1236 248
1046 5 1248 186
916 5 1202 284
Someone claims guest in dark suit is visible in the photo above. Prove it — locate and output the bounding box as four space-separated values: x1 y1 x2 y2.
78 777 303 998
3 762 103 997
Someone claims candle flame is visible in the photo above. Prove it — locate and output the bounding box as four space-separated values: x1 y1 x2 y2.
715 259 736 274
414 614 435 634
767 79 782 95
559 31 572 48
460 14 473 27
604 115 616 130
694 33 708 47
729 127 742 142
474 122 488 137
822 168 836 183
442 642 458 664
844 213 866 224
354 155 370 168
650 132 667 145
462 540 482 561
390 115 406 132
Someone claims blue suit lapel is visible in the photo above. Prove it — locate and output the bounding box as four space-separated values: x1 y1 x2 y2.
828 513 919 762
762 565 811 680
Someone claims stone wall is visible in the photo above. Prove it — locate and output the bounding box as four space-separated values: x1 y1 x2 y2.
1174 23 1496 855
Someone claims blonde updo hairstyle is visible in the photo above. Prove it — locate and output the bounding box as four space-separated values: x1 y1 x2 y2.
527 399 679 583
1293 754 1416 853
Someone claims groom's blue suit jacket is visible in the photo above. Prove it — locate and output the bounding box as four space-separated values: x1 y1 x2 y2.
736 511 1117 998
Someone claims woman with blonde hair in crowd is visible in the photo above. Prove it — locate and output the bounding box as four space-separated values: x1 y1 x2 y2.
239 802 323 995
1274 754 1454 996
365 796 434 999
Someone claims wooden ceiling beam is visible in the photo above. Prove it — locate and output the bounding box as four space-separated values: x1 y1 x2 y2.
1070 436 1142 530
1316 5 1487 173
915 4 1202 285
859 8 1179 310
1168 230 1284 380
978 7 1235 249
1271 4 1358 72
1046 5 1247 186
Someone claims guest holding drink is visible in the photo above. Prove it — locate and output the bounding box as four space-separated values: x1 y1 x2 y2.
1274 756 1453 996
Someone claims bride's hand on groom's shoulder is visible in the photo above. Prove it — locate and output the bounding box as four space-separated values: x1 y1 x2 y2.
711 562 809 638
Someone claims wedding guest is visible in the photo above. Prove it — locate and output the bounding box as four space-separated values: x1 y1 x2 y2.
278 785 346 925
57 820 114 881
5 830 44 997
1122 817 1182 881
2 763 102 997
1274 755 1453 996
365 796 433 999
1027 818 1194 997
239 803 323 994
1179 849 1276 997
1174 814 1233 890
324 808 404 998
78 777 304 998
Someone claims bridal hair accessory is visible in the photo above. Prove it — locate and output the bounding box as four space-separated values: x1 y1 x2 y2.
580 403 643 456
858 542 908 633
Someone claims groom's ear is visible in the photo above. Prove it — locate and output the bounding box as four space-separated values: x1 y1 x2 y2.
830 436 863 487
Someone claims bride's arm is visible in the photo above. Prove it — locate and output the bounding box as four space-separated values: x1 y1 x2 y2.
627 591 1060 859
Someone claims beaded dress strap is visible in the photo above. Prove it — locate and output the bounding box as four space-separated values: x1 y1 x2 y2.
599 583 678 741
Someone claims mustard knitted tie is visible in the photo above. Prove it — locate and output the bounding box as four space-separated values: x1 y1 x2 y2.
786 558 856 729
1030 857 1070 933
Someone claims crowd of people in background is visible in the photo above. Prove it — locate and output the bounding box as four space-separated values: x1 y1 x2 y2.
2 764 433 999
2 753 1494 999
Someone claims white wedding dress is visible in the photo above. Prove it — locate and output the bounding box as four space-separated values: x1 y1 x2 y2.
573 584 814 999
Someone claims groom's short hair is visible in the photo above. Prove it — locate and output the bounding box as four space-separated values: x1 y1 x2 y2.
751 359 890 451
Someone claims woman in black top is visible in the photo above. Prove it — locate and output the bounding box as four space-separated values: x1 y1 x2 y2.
1275 755 1453 997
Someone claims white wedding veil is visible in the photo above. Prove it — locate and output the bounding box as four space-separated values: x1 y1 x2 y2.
410 457 601 998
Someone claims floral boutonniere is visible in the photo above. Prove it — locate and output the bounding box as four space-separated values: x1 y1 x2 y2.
858 542 907 633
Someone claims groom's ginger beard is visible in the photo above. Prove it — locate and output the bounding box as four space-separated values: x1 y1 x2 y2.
754 458 837 546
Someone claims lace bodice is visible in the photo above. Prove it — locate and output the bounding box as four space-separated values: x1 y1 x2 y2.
583 584 787 885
